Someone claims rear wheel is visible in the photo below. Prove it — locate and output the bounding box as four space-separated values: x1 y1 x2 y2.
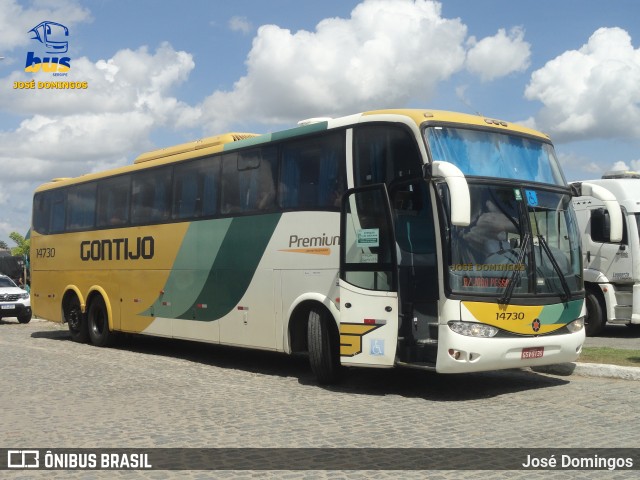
65 296 88 343
307 308 341 384
585 288 605 337
87 296 115 347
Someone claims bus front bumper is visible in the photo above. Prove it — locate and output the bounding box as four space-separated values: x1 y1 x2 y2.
435 324 585 374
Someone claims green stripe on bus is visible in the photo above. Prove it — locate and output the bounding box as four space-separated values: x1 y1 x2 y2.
177 213 281 321
143 214 280 321
271 121 328 141
142 218 233 319
540 300 583 324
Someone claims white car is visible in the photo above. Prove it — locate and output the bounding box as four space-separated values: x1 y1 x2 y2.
0 274 32 323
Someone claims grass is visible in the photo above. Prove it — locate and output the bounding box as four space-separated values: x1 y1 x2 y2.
578 347 640 368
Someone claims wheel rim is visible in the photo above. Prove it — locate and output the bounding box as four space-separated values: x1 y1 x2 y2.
68 306 81 331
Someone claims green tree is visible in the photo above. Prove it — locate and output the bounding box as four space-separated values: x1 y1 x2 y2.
0 240 8 250
9 232 30 257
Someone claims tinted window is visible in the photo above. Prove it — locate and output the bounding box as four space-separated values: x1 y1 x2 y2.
279 132 346 209
67 183 97 231
131 167 172 224
221 147 277 214
354 125 422 186
173 156 220 219
97 175 131 227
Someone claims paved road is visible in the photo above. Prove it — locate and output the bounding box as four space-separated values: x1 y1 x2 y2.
1 317 639 479
584 324 640 350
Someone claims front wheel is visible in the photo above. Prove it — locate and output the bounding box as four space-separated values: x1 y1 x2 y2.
17 312 32 324
585 289 605 337
307 308 341 384
87 296 115 347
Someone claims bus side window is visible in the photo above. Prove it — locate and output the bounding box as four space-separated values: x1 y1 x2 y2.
239 147 276 211
97 175 131 227
173 156 221 219
131 167 171 224
49 190 66 234
33 192 51 234
221 153 241 214
66 183 97 231
222 148 276 214
354 125 422 186
279 132 345 210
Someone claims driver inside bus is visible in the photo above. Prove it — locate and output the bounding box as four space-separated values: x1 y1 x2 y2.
462 199 518 260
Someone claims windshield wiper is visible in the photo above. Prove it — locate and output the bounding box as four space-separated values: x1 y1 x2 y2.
536 234 571 302
498 233 530 305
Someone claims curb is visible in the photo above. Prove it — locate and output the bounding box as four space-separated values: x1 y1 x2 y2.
531 362 640 381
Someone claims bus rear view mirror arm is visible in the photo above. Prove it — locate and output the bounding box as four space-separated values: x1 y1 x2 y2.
429 161 471 227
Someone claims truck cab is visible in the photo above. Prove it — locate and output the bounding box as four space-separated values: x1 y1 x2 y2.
573 171 640 335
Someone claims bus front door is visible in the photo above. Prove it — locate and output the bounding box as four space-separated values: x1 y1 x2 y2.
339 185 399 367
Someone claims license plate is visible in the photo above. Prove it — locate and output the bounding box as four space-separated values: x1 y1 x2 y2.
521 346 544 359
1 305 14 310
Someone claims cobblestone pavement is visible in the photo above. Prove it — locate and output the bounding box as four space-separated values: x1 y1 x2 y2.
1 318 639 479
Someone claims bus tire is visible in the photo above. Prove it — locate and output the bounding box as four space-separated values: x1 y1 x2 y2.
307 308 341 385
585 288 605 337
65 296 88 343
87 296 115 347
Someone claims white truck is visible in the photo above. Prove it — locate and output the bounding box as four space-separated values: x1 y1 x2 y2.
573 171 640 335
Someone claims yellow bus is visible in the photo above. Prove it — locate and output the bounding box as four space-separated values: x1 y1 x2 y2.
30 109 621 384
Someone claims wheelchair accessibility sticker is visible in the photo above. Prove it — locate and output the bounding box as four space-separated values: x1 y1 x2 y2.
525 190 538 206
370 339 385 356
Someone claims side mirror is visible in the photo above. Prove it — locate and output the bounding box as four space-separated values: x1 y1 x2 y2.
571 181 623 242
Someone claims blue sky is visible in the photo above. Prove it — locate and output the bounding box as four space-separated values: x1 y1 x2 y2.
1 0 640 246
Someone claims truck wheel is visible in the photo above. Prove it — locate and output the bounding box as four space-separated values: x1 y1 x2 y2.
585 289 605 337
87 296 115 347
66 297 88 343
308 308 341 384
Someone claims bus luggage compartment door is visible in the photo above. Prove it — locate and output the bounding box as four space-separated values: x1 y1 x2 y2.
339 184 399 367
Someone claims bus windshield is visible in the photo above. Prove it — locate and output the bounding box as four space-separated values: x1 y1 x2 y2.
445 183 582 299
425 126 566 185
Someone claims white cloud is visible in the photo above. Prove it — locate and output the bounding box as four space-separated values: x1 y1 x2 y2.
525 27 640 141
229 16 252 35
191 0 471 132
0 42 197 241
0 43 195 118
0 0 535 242
466 27 531 82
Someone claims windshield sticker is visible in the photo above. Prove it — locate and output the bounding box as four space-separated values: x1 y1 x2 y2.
451 263 526 272
525 190 538 206
463 277 510 288
356 228 379 247
361 253 378 263
514 189 522 201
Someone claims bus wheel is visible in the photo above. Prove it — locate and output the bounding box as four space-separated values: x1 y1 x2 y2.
308 308 341 385
585 289 605 337
65 297 88 343
87 296 115 347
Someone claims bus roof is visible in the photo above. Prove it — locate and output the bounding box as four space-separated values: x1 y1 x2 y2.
34 108 550 193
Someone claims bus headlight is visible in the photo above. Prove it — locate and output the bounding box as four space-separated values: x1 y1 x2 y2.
448 321 499 338
566 317 585 333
